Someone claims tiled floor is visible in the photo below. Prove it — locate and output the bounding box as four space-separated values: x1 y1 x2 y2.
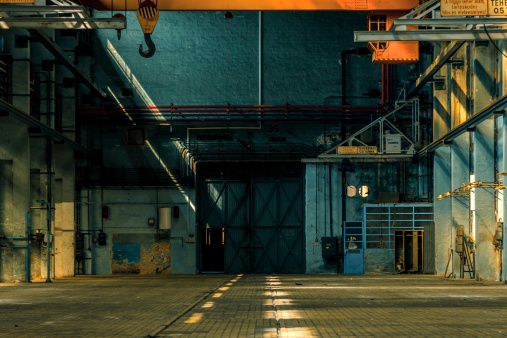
1 274 506 337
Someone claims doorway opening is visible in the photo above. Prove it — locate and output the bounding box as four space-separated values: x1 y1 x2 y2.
201 227 225 273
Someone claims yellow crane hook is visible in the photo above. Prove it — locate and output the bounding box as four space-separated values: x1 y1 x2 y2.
137 0 159 58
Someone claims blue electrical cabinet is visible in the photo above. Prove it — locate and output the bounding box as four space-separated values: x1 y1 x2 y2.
343 221 364 274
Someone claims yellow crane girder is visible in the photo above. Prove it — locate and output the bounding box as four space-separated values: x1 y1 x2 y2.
78 0 421 59
79 0 420 11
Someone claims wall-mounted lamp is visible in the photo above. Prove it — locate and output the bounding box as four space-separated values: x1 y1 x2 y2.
358 185 369 198
346 185 356 197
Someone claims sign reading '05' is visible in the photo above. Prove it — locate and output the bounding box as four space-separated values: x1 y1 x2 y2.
441 0 507 16
489 0 507 15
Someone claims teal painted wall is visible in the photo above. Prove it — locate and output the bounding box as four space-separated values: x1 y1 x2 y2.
91 11 380 106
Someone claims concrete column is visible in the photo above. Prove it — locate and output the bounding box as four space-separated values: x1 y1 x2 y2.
450 133 471 276
503 113 507 283
305 163 337 273
434 146 452 275
0 31 31 282
53 31 78 278
474 119 497 280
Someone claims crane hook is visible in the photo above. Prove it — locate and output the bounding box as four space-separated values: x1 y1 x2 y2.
139 33 156 58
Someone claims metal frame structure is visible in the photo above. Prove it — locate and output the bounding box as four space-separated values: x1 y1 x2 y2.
354 0 507 43
0 3 125 30
318 98 419 161
363 203 433 250
415 94 507 160
0 0 127 155
0 1 126 98
0 98 89 154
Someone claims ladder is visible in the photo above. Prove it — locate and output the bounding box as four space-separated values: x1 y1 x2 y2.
459 238 475 279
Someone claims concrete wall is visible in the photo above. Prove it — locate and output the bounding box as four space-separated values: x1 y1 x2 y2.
79 187 196 275
0 10 431 280
92 11 382 106
0 26 82 281
432 41 506 281
305 161 430 274
0 30 33 282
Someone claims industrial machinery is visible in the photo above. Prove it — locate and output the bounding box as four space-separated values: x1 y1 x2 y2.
78 0 421 60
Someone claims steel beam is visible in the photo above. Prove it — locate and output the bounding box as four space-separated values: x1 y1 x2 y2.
79 0 419 11
354 29 507 42
28 29 106 98
406 41 464 99
0 5 86 13
395 18 507 26
0 99 89 155
0 4 126 29
304 154 415 163
0 17 125 29
414 94 507 161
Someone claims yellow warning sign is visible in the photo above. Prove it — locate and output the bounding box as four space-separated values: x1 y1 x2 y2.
440 0 488 17
337 146 378 155
441 0 507 16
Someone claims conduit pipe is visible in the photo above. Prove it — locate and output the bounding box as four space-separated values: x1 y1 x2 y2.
259 11 263 105
78 104 387 122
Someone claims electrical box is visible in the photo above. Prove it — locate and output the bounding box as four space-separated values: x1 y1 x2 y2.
384 133 401 153
98 231 107 246
322 237 339 257
495 223 503 241
455 225 464 254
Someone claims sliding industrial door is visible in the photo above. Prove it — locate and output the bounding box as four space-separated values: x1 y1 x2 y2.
199 177 304 274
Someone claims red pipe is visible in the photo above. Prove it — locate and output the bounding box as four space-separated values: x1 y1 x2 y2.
381 64 390 106
78 104 387 115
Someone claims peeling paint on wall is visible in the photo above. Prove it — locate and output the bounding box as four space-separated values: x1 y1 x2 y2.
141 242 171 274
112 243 141 274
111 241 171 274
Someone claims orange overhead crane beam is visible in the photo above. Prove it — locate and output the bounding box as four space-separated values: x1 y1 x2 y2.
79 0 420 11
79 0 421 61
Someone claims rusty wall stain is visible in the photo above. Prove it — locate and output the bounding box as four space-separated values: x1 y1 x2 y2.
140 242 171 274
111 259 141 274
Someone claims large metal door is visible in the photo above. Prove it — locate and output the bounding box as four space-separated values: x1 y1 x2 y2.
199 178 304 274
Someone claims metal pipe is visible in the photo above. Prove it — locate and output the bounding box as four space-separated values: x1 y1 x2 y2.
329 164 333 237
46 68 54 283
45 201 52 283
258 11 263 105
78 104 387 123
80 104 385 111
